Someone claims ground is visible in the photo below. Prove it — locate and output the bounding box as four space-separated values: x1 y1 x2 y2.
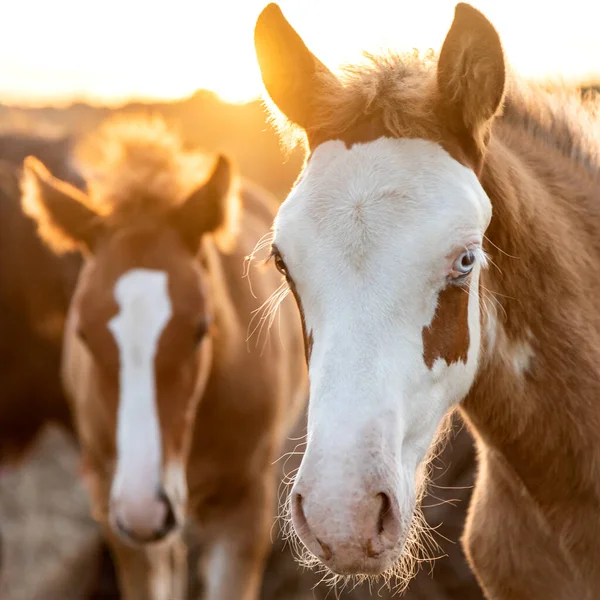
0 414 482 599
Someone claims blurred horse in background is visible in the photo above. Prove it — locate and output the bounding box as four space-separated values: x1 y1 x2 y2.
21 115 307 600
0 134 82 465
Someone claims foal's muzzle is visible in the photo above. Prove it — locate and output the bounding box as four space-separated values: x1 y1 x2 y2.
111 484 179 545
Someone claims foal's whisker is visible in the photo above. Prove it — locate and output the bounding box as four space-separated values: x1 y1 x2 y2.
421 497 461 509
271 448 306 466
257 289 290 356
480 284 519 302
286 432 308 442
485 254 504 276
427 482 474 491
480 287 508 323
484 234 522 260
246 280 288 349
243 230 275 299
259 287 290 356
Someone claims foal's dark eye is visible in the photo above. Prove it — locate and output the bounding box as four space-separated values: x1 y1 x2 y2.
76 326 88 344
453 250 476 276
274 253 288 276
194 319 210 344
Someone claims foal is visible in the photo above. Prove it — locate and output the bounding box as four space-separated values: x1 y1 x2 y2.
254 3 600 598
21 115 306 600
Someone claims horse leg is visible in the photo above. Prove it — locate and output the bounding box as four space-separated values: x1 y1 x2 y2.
102 525 188 600
196 472 275 600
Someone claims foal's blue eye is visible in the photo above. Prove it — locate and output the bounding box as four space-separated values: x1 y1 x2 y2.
454 251 476 275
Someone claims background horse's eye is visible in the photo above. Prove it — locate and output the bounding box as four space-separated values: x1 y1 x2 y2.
76 326 88 344
452 251 476 277
274 253 287 276
195 319 210 345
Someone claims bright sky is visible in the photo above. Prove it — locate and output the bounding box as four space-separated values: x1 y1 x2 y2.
1 0 599 107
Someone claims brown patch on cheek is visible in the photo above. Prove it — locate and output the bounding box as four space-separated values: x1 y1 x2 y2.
286 277 313 364
422 284 470 369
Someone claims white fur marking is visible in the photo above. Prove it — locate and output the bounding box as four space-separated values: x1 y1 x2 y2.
276 138 493 569
485 305 499 351
487 309 535 377
511 336 535 376
109 269 171 502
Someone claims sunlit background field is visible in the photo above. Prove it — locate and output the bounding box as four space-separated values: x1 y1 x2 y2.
2 0 600 200
1 1 599 599
2 0 600 107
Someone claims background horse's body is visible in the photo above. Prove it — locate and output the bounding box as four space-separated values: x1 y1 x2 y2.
0 135 81 464
21 117 307 600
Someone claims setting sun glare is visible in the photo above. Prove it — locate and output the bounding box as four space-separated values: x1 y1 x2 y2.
1 0 600 107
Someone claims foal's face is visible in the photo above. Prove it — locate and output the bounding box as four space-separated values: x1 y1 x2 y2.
255 0 504 577
274 138 491 573
74 228 213 543
21 151 235 546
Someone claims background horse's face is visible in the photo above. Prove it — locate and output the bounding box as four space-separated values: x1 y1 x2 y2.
21 152 236 546
73 227 213 545
255 1 504 577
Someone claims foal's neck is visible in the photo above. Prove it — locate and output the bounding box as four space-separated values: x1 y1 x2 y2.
464 122 600 517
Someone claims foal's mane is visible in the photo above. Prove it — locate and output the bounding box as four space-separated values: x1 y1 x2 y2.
74 114 214 222
503 79 600 178
268 51 600 179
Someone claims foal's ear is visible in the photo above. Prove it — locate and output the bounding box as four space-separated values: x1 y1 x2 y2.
254 3 337 129
170 154 240 254
21 156 102 255
437 3 505 152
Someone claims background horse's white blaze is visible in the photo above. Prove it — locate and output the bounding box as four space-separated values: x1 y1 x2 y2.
280 138 492 575
108 269 172 540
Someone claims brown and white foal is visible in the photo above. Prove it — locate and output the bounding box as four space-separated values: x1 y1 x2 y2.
21 116 306 600
254 2 600 598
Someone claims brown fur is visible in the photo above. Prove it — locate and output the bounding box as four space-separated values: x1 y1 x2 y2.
21 115 307 600
255 3 600 598
260 6 600 178
22 116 240 255
0 135 82 465
422 285 470 370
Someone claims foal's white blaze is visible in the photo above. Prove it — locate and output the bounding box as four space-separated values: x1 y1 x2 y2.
108 269 171 536
280 138 492 572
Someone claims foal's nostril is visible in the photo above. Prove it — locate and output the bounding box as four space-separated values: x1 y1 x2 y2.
292 491 333 561
374 491 402 547
365 492 401 559
292 492 307 533
377 492 392 535
156 486 177 535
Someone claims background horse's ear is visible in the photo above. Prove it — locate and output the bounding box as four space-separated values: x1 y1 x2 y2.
437 3 505 152
170 154 240 255
21 155 102 255
254 3 337 129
